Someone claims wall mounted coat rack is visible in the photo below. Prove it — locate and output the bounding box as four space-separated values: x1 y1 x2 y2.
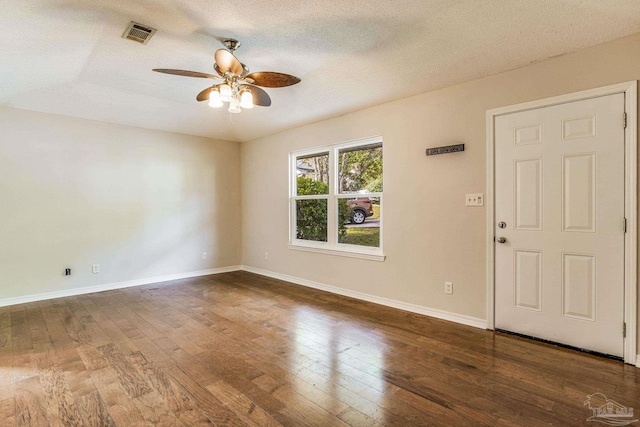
425 144 465 156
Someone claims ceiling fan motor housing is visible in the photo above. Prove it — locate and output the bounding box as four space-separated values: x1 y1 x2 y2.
222 38 241 52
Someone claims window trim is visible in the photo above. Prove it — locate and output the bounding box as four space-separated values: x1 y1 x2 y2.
289 136 385 261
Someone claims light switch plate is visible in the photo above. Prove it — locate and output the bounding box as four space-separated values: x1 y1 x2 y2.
466 193 484 207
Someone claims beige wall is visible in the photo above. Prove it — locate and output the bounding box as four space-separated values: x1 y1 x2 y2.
241 33 640 344
0 108 241 299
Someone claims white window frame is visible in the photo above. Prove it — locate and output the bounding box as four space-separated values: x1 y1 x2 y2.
288 136 385 261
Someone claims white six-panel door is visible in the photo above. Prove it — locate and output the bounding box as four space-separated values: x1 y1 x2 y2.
494 94 625 357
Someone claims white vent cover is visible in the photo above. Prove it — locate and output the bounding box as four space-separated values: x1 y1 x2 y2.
122 22 156 45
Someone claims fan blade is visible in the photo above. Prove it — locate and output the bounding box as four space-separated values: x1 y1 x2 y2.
214 49 244 76
153 69 220 79
244 72 301 88
239 84 271 107
196 86 216 102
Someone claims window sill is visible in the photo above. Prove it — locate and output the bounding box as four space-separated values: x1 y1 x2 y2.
288 243 386 262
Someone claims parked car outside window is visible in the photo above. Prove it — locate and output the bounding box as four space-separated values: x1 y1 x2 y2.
346 197 374 224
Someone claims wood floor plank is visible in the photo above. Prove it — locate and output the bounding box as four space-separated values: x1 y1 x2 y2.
0 307 13 401
56 304 91 345
57 349 97 400
37 360 83 426
205 380 283 427
76 391 116 427
129 335 174 368
87 366 147 426
77 344 109 371
133 390 184 426
64 298 112 347
335 406 384 427
97 343 153 399
257 375 351 427
11 307 37 385
135 359 213 426
0 353 14 402
75 297 110 323
112 302 165 341
25 305 51 351
166 365 247 427
253 370 350 417
93 319 139 356
195 353 284 416
125 302 205 356
39 305 73 350
0 397 16 425
15 376 49 427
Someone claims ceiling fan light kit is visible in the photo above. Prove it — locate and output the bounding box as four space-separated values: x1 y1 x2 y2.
219 84 232 101
208 89 224 108
208 76 254 113
240 91 254 109
153 38 300 114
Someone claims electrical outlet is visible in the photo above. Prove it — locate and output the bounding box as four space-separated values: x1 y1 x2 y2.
445 281 453 294
65 268 71 276
202 252 208 260
92 264 100 274
265 252 269 260
466 193 484 207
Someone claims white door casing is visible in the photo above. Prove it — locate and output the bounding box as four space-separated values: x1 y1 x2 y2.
486 82 637 364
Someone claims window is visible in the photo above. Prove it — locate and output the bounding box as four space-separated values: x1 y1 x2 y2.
289 137 384 261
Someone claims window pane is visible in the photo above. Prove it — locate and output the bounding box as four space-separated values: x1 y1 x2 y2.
296 199 328 242
296 153 329 195
338 197 380 247
338 143 382 194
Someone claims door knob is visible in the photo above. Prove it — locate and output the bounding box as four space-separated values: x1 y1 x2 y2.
496 236 507 244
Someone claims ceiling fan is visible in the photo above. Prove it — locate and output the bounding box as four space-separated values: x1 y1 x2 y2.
153 38 301 113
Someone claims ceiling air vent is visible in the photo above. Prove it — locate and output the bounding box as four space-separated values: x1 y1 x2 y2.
122 21 156 45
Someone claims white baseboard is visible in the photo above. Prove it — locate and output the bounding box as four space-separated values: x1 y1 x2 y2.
0 265 242 308
636 355 640 368
3 264 632 365
0 264 487 331
241 265 487 329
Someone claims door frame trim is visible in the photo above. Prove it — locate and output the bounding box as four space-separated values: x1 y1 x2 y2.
486 81 638 365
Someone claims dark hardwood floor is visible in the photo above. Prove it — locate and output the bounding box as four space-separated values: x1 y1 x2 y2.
0 271 638 426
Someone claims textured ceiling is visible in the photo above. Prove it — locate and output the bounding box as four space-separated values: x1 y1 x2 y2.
1 1 640 142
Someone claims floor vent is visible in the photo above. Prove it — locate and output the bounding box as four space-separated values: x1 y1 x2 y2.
122 21 156 45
